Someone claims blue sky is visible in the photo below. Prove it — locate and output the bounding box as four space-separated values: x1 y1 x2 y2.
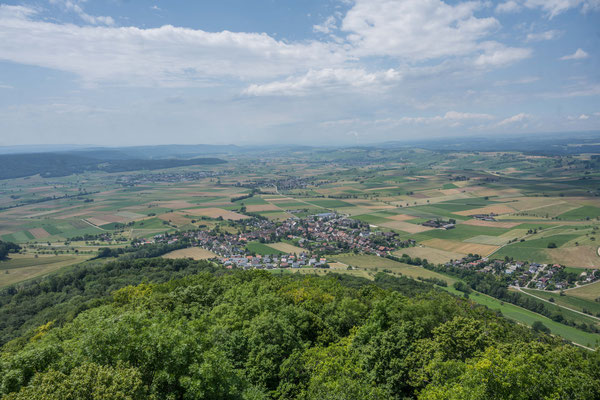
0 0 598 146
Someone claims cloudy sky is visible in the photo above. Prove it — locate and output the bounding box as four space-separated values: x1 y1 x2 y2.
0 0 599 146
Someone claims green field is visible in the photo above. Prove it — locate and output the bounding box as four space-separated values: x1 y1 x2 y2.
331 254 458 285
246 242 285 255
461 291 600 348
558 205 600 220
522 288 600 315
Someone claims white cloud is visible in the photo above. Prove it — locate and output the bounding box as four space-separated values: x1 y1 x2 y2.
526 30 561 42
494 76 540 86
496 1 522 13
334 111 495 128
244 68 401 96
313 16 337 34
497 112 531 126
560 48 589 60
0 5 345 87
524 0 600 18
442 111 494 120
341 0 501 60
49 0 115 26
474 42 532 67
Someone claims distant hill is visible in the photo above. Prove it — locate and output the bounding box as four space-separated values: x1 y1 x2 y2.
377 130 600 155
0 152 226 180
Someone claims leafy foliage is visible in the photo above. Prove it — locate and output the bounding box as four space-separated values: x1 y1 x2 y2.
1 266 598 399
0 258 221 347
0 242 20 260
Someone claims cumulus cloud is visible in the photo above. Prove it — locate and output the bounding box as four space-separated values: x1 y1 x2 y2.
341 0 501 60
313 16 337 34
523 0 600 18
497 112 531 126
496 1 522 13
49 0 115 26
560 48 589 60
0 1 546 93
474 42 532 67
526 30 561 42
568 114 590 120
0 5 344 87
244 68 401 96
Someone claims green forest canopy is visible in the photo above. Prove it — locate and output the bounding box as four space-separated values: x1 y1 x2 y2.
0 261 599 400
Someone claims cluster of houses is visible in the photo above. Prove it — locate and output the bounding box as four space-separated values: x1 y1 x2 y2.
220 253 328 269
445 256 600 290
141 212 416 268
472 213 497 221
421 219 456 230
238 176 311 191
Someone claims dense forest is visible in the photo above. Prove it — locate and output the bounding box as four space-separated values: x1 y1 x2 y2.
0 152 226 180
1 261 598 399
0 258 221 347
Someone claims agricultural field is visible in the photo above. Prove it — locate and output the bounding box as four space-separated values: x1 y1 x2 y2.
567 280 600 301
464 291 600 349
0 146 599 308
0 254 91 287
521 288 600 315
331 253 458 285
163 247 217 260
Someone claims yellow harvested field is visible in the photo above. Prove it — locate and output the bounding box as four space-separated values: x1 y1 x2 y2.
57 208 103 219
29 227 50 239
246 204 281 212
461 219 520 228
363 204 397 210
163 247 217 260
158 212 192 226
393 246 464 264
86 217 111 226
454 204 516 216
452 180 471 188
471 188 521 197
565 280 600 301
183 208 249 220
440 188 461 195
421 238 500 256
387 214 415 221
503 198 566 212
379 221 435 233
499 229 528 240
327 262 350 270
267 242 306 254
335 207 373 216
546 246 600 268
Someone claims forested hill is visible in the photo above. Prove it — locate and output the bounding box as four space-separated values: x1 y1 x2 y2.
0 152 226 180
1 263 598 399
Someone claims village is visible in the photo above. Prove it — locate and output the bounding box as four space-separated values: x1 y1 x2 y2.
140 212 416 269
445 255 600 291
